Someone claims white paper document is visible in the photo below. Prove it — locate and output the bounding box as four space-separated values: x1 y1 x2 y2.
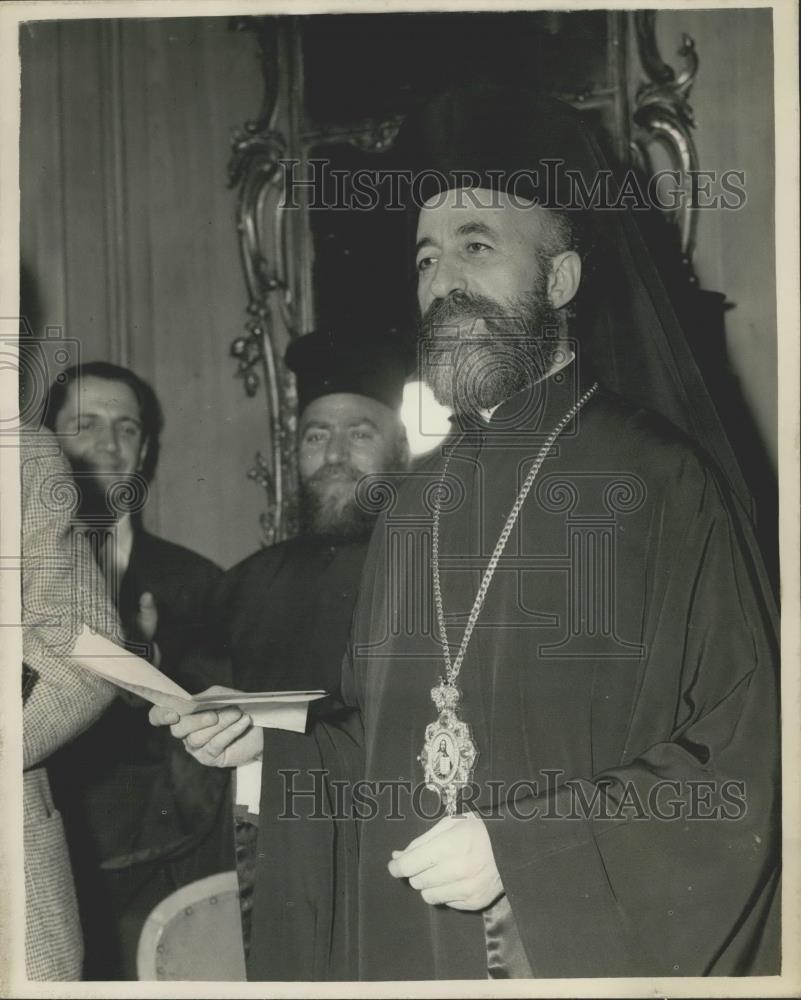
235 760 264 816
70 626 326 732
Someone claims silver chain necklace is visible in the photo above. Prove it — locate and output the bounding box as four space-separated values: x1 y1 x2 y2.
418 382 599 814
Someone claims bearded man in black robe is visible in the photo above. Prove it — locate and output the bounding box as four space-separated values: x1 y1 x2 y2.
177 328 412 955
208 328 412 701
153 87 780 981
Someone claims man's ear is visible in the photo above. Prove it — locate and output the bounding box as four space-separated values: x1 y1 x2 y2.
547 251 582 309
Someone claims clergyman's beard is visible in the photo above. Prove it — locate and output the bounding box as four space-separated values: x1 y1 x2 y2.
298 463 377 542
418 284 562 413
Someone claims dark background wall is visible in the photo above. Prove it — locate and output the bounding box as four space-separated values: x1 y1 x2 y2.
20 17 268 569
656 9 776 472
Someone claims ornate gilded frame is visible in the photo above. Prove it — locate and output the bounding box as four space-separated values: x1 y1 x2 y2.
227 12 700 544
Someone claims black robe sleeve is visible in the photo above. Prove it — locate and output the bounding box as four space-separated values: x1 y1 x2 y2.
485 458 780 977
248 646 364 982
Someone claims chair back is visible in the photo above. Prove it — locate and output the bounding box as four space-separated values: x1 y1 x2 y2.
136 870 246 981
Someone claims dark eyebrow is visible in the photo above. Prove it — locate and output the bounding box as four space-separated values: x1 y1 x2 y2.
74 412 141 427
455 221 500 241
416 221 500 255
64 409 141 424
301 417 380 433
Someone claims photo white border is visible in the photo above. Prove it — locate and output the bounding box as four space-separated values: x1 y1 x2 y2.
0 1 797 997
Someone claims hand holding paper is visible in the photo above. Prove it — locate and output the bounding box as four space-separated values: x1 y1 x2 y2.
150 689 264 768
70 625 326 732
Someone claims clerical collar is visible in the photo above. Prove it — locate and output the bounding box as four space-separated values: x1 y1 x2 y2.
477 349 575 423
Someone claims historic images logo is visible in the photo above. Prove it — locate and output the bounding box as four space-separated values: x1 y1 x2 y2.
279 158 747 214
278 768 749 824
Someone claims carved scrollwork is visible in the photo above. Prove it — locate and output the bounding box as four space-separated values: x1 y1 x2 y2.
304 113 405 154
635 11 698 91
228 21 410 544
228 18 298 545
632 10 700 265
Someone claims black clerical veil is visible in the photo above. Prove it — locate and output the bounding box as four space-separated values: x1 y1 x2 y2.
400 84 752 516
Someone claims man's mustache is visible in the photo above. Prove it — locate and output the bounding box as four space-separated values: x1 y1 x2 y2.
419 292 530 339
71 455 129 475
308 462 361 487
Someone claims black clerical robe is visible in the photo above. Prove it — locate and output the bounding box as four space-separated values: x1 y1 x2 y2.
207 536 370 957
250 372 779 981
212 536 369 695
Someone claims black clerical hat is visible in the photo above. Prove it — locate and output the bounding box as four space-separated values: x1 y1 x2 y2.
285 328 412 414
400 83 599 207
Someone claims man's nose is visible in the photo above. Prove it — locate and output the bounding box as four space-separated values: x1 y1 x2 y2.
96 424 119 452
324 431 347 464
428 256 468 301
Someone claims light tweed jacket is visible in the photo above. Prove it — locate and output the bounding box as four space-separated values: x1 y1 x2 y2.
21 429 119 981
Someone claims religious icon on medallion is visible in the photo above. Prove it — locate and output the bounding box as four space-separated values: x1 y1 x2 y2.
419 686 478 814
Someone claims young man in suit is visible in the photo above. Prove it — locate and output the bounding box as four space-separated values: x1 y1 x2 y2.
44 361 230 979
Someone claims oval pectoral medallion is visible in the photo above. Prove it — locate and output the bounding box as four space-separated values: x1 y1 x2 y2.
419 684 478 815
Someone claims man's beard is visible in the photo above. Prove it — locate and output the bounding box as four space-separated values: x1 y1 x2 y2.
69 459 145 525
298 462 379 542
418 279 563 413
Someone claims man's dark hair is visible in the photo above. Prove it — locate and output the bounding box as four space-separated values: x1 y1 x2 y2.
43 361 164 482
